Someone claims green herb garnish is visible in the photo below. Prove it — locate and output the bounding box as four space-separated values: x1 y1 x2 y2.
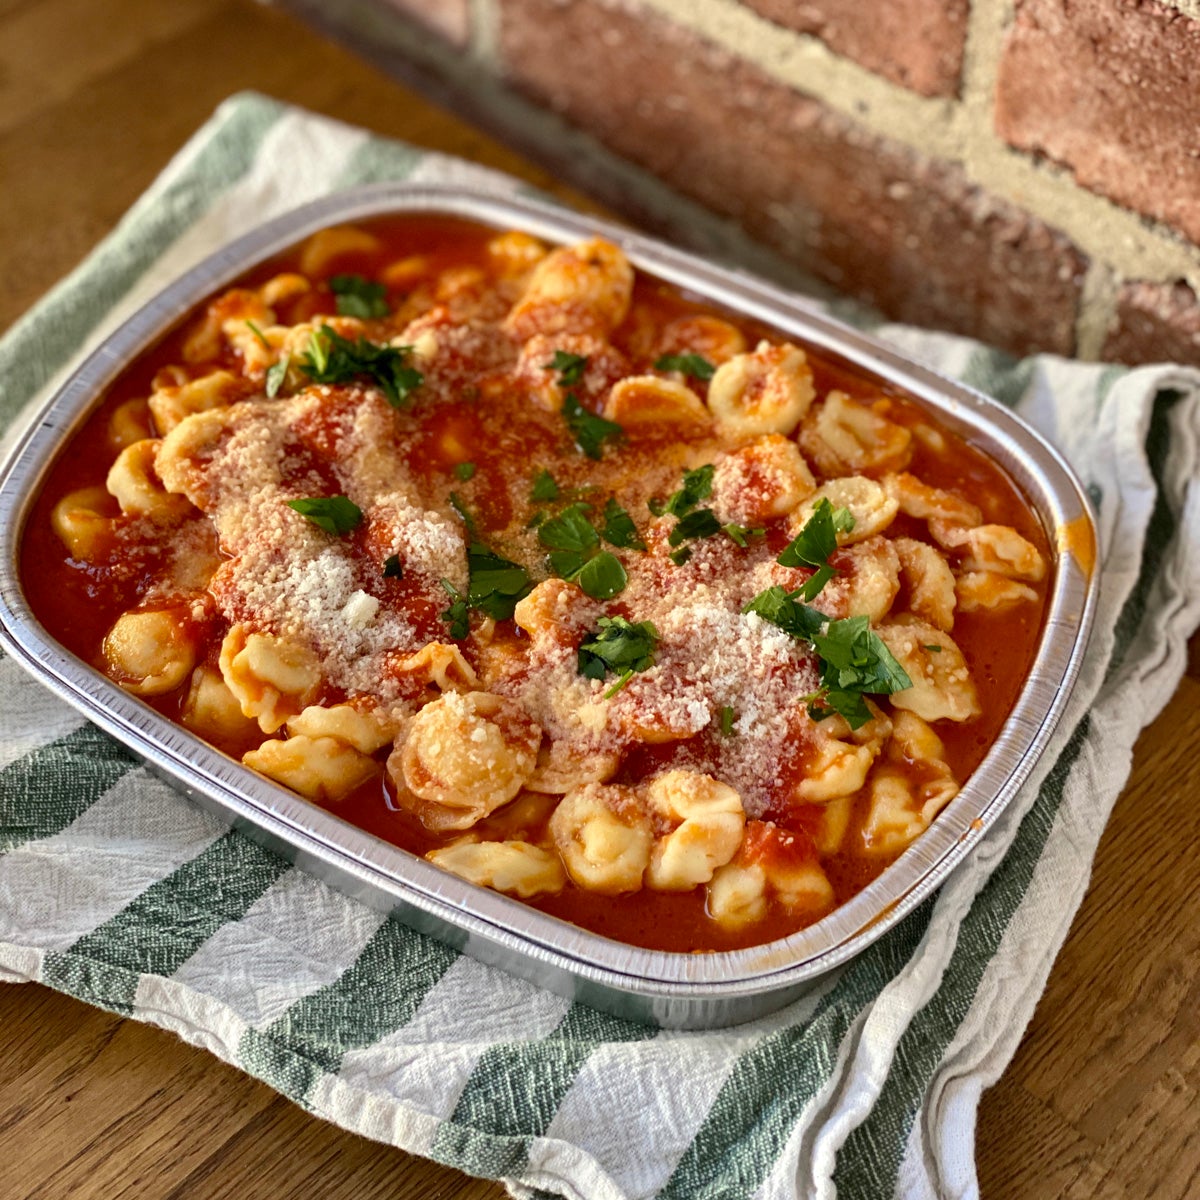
538 502 628 600
719 705 736 736
775 499 856 602
578 616 660 697
299 324 422 408
442 498 533 633
743 586 911 729
654 353 716 381
722 522 765 548
562 392 623 460
652 464 714 519
382 554 403 579
669 546 693 566
466 543 533 620
776 499 856 570
439 580 470 640
529 469 560 503
245 319 270 350
668 507 722 547
453 461 477 481
265 355 289 399
601 498 646 551
806 616 911 727
574 553 627 601
286 495 363 536
742 585 826 641
545 349 589 388
329 274 390 319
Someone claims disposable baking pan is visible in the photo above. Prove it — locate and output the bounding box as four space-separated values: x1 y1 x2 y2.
0 185 1097 1028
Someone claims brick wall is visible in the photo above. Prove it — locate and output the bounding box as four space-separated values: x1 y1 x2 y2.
287 0 1200 365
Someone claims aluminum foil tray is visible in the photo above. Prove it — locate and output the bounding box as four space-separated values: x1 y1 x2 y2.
0 185 1098 1028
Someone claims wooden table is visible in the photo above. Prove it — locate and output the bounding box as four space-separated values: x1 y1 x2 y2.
2 2 1198 1196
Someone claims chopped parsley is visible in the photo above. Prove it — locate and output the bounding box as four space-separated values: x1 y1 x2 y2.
667 507 722 547
650 464 732 554
743 587 911 729
465 543 533 620
669 546 692 566
574 553 628 601
719 705 736 736
285 495 363 535
245 319 270 350
265 355 289 399
453 461 477 481
923 643 943 653
722 522 765 548
441 496 533 635
529 469 560 503
650 464 714 518
299 324 422 408
742 585 825 641
653 353 716 381
777 498 855 570
562 391 623 460
776 498 856 602
538 502 628 600
382 554 403 579
329 274 390 319
578 616 660 698
439 581 470 640
806 616 911 728
600 498 646 551
544 349 589 388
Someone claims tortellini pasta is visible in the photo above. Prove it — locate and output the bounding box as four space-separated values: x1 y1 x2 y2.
792 476 899 545
389 691 541 832
796 706 892 803
711 434 816 525
862 712 960 855
706 341 815 439
50 486 117 560
243 735 378 803
219 625 322 734
708 822 834 929
643 770 746 891
106 439 191 519
103 608 198 696
603 376 711 428
799 390 912 477
549 783 652 893
876 618 981 723
505 238 634 340
428 839 566 899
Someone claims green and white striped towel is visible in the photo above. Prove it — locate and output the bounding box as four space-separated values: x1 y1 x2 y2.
3 94 1199 1200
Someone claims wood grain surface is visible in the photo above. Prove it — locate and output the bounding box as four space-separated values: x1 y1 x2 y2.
1 2 1198 1197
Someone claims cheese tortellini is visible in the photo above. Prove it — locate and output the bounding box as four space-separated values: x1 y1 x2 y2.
390 691 542 832
549 782 652 894
706 341 815 439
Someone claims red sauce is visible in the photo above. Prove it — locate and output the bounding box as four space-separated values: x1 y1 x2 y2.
19 214 1052 954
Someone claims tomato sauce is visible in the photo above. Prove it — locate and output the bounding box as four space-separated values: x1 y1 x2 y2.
19 214 1052 954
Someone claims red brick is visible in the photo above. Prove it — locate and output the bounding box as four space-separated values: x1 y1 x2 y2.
1103 280 1200 367
740 0 968 98
996 0 1200 245
498 0 1086 357
379 0 470 48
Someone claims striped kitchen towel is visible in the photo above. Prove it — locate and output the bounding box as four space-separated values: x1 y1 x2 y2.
2 93 1199 1200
